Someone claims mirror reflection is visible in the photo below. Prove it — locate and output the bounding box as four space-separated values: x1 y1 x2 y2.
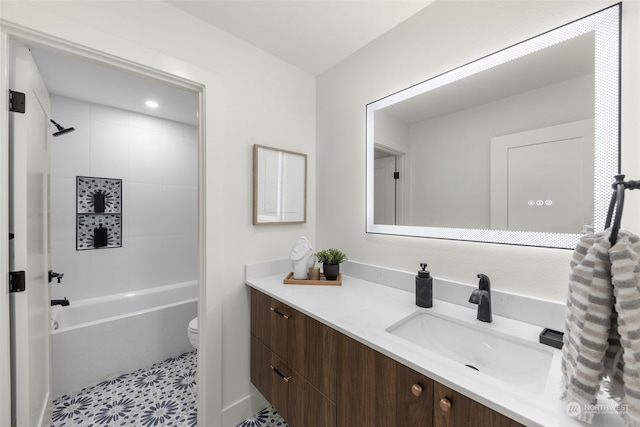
366 5 620 248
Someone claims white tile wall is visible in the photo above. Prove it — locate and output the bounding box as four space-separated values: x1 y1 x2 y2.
50 95 198 301
125 183 164 237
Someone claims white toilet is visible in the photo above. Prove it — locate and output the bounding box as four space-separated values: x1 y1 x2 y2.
188 317 198 349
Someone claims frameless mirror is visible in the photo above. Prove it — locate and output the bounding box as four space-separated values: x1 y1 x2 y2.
366 4 620 249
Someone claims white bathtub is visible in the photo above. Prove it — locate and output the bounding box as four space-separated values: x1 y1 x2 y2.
51 281 198 398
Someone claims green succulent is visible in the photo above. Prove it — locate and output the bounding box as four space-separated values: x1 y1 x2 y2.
316 248 347 265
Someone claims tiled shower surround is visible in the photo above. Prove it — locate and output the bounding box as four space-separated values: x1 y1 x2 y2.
51 350 287 427
49 95 198 302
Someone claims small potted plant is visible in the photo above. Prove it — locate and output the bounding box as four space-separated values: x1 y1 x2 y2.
315 248 347 281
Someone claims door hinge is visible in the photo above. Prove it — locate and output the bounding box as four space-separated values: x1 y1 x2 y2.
9 271 26 293
9 90 26 113
393 171 400 180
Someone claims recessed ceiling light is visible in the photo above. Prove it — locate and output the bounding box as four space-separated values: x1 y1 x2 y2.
145 100 159 108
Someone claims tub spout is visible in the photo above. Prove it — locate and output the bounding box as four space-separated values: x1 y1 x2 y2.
51 298 70 307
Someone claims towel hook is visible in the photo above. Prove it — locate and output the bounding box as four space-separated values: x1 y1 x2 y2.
605 174 640 245
606 175 626 245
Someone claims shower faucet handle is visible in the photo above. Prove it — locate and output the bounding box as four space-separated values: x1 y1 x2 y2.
49 270 64 284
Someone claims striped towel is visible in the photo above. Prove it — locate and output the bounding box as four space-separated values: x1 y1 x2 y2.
561 230 640 425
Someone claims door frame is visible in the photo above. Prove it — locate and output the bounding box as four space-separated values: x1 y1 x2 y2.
374 144 408 226
0 23 222 427
0 31 12 427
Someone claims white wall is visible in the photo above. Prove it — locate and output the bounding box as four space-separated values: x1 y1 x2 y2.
408 75 592 228
49 95 198 301
374 109 410 154
317 0 640 303
1 1 316 426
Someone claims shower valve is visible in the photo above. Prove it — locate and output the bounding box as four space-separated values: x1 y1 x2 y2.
49 271 64 284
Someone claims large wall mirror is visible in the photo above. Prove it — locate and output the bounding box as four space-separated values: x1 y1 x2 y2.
366 4 620 249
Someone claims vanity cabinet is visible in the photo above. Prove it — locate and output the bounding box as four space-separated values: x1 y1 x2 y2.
250 288 336 427
337 333 433 426
250 288 522 427
434 383 523 427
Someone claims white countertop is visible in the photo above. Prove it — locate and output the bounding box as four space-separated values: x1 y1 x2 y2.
246 267 623 427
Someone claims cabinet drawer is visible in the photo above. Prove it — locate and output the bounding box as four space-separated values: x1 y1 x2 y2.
288 374 336 427
251 288 292 361
251 288 336 401
251 335 336 427
250 335 289 419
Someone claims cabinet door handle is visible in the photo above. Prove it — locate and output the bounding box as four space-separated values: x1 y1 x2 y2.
270 307 290 319
411 383 423 397
270 364 292 383
439 397 452 427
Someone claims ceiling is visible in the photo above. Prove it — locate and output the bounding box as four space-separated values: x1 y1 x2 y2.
30 0 433 127
31 47 201 126
166 0 432 76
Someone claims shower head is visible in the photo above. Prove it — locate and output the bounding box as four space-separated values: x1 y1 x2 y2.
50 119 75 137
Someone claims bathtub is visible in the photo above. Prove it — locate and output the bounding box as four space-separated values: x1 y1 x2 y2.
51 281 198 398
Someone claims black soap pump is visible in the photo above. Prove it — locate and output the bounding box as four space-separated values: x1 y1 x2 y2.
416 262 433 308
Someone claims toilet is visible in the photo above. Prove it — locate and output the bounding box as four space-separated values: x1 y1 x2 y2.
188 317 198 349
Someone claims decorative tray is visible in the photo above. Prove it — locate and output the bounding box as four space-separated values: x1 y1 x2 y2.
283 272 342 286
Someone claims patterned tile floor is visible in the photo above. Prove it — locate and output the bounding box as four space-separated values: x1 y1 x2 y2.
236 406 287 427
51 349 287 427
52 351 198 426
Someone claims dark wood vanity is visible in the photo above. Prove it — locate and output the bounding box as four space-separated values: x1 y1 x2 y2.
250 288 523 427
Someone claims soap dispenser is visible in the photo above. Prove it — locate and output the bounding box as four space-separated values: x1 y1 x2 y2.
415 262 433 308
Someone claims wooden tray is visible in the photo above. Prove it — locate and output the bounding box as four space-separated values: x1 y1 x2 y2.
283 272 342 286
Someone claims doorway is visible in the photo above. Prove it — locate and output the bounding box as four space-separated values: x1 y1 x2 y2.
373 146 407 226
2 34 208 427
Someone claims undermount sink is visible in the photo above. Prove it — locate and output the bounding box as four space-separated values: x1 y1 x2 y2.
386 310 554 394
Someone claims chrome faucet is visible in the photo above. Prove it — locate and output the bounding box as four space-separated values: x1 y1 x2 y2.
468 273 492 323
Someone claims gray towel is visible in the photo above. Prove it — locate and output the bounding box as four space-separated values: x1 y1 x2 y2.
561 230 640 425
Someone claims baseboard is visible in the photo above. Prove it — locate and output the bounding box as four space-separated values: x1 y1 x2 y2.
221 387 269 427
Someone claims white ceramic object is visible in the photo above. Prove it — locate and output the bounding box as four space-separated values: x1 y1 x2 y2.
51 281 197 398
386 310 553 394
188 317 198 349
290 236 315 279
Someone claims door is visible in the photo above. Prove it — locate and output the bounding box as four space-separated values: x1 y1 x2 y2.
507 138 588 233
490 119 594 233
337 334 396 427
374 156 396 225
9 43 53 427
433 383 523 427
